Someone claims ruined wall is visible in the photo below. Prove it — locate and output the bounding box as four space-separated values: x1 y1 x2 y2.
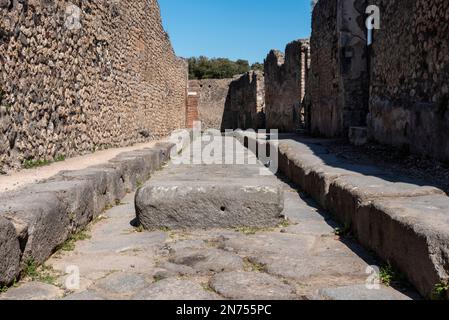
221 71 265 131
308 0 369 137
368 0 449 160
188 78 234 130
264 39 310 132
0 0 188 171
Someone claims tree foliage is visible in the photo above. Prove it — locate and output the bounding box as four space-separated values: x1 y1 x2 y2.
188 56 251 80
250 62 264 72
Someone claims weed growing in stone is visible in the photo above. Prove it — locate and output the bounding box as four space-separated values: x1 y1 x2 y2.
21 259 39 279
279 219 291 228
235 226 272 235
20 260 59 285
379 264 405 287
55 155 66 162
23 159 52 169
433 281 449 300
334 220 352 237
59 230 91 252
244 258 266 273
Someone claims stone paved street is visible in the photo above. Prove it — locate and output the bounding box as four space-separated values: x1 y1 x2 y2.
0 137 418 300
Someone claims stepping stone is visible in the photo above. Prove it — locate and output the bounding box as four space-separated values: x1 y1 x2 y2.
210 271 297 300
318 284 412 300
133 278 220 300
0 282 64 300
136 136 284 230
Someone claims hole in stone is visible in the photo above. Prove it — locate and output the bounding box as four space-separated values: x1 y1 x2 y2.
220 206 226 212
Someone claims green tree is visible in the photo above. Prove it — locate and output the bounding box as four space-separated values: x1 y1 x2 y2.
187 57 250 80
250 62 264 72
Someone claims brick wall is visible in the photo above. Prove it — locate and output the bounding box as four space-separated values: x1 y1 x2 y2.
186 92 199 129
0 0 188 172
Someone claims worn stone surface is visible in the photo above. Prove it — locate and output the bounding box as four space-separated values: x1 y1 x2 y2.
0 217 21 286
265 39 310 132
63 290 107 301
0 192 70 264
0 134 423 300
328 174 444 225
246 132 448 299
0 142 173 287
22 180 95 233
0 0 187 172
221 71 265 130
169 247 244 274
357 195 449 299
210 271 298 300
136 136 285 230
0 172 417 300
93 273 151 298
318 284 413 301
133 279 221 300
0 282 64 300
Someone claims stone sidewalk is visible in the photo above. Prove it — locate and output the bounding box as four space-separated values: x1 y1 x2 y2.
237 131 449 300
0 136 418 300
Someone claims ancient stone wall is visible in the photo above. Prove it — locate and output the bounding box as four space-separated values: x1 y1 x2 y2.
264 39 310 132
308 0 369 137
0 0 188 172
368 0 449 160
188 78 234 130
221 71 265 131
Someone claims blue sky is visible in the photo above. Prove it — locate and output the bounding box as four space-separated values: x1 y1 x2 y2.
159 0 312 64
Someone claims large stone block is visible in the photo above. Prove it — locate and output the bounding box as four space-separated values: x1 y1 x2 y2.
328 175 444 226
356 195 449 299
23 180 96 233
52 169 110 216
0 217 21 286
136 181 284 230
0 192 70 264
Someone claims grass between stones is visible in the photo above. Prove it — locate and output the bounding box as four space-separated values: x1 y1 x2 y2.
234 219 292 235
243 258 266 273
58 229 92 252
21 260 60 286
379 263 406 287
22 154 66 169
433 281 449 300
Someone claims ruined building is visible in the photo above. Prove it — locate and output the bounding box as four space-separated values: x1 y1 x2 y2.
265 39 310 132
221 71 265 131
368 0 449 160
308 0 449 160
307 0 369 138
0 0 188 171
188 78 235 130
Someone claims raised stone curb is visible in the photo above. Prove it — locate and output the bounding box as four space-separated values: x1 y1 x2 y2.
236 131 449 299
0 142 175 287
